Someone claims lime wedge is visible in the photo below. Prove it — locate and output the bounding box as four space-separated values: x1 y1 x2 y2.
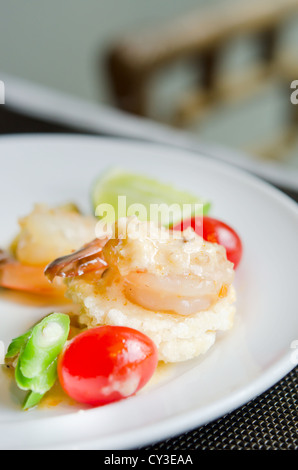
91 168 210 227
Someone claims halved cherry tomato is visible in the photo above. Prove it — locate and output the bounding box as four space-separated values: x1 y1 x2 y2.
58 326 158 407
173 216 243 269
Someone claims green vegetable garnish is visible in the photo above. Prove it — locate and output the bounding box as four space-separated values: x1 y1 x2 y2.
22 392 45 411
15 358 58 394
6 313 70 410
15 358 58 410
5 329 33 359
19 313 70 379
92 168 210 227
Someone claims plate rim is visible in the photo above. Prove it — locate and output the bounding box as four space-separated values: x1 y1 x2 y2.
1 130 298 203
35 355 297 450
3 70 298 191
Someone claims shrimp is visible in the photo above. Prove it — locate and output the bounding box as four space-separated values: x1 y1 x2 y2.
46 217 235 316
0 250 65 296
0 204 98 295
124 272 223 315
15 204 97 266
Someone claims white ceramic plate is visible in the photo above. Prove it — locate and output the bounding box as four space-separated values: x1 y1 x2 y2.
0 134 297 450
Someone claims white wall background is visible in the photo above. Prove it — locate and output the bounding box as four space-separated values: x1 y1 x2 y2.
0 0 218 103
0 0 297 157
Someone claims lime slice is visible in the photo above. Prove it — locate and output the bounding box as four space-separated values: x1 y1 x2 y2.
92 168 210 227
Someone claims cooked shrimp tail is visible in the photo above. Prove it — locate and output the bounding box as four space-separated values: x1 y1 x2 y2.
0 250 10 265
44 237 109 282
0 249 64 296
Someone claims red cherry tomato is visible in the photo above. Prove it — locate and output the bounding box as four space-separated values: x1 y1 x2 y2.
58 326 158 407
173 216 243 269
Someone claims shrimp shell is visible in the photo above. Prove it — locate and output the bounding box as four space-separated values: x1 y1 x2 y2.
45 238 109 281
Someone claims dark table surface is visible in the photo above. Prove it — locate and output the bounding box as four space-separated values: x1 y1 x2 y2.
0 105 297 451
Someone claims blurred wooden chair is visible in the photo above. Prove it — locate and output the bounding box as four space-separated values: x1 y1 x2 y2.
106 0 298 160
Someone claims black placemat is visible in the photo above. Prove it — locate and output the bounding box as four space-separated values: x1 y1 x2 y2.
1 105 297 451
142 367 298 450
